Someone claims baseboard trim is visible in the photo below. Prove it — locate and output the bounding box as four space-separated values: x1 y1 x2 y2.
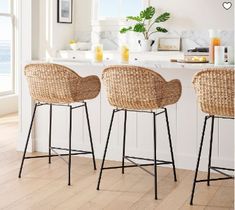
0 94 18 116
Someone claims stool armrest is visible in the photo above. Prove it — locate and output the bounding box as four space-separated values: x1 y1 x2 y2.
77 76 101 101
161 79 182 107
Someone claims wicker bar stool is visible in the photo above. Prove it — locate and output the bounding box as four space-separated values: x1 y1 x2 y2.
190 68 234 205
96 65 182 199
19 64 101 185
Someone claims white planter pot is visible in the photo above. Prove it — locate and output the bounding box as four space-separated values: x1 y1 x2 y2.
138 39 155 51
70 43 79 51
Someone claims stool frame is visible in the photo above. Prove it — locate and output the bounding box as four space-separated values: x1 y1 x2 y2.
97 107 177 200
190 115 234 205
18 101 97 186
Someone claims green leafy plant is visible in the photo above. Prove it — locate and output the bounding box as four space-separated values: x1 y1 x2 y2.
120 6 170 40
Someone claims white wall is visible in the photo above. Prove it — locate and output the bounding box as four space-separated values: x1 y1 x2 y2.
32 0 75 59
150 0 234 30
32 0 40 60
18 0 34 151
74 0 92 41
0 95 18 116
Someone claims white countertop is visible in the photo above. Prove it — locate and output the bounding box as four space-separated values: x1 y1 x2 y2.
53 50 234 70
52 59 233 71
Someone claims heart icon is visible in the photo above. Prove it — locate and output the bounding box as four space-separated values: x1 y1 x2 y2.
222 2 232 10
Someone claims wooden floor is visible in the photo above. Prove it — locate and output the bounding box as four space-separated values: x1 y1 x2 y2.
0 113 234 210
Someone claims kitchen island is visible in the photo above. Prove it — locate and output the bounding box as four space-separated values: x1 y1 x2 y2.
18 53 234 171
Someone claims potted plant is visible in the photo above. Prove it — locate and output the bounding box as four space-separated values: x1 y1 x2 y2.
120 6 170 51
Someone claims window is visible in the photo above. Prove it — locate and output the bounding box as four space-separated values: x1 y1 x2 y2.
98 0 143 20
0 0 15 96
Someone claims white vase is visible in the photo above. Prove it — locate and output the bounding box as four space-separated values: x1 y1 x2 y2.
70 43 79 51
138 39 155 51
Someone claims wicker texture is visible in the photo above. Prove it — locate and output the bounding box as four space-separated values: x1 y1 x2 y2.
25 64 101 104
193 68 234 117
102 65 182 110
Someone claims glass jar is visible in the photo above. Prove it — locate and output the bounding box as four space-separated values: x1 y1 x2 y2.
120 44 129 63
209 30 221 64
93 44 103 62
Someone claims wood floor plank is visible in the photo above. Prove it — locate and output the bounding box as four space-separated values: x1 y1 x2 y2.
129 169 188 210
4 159 93 210
207 186 234 209
53 168 141 210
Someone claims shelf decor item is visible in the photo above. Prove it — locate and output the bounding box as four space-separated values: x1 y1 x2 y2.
57 0 73 24
69 40 78 50
120 45 129 63
120 6 170 51
209 29 221 64
214 46 225 65
158 37 181 51
93 44 103 62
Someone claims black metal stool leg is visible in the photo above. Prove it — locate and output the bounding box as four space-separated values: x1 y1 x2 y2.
207 116 215 186
153 112 158 200
84 102 97 170
48 104 52 164
122 110 127 174
97 110 116 190
68 106 72 186
18 103 38 178
164 108 177 182
190 116 209 205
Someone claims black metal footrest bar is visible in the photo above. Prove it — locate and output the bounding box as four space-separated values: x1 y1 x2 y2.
50 147 92 164
210 166 234 178
24 147 92 160
103 163 155 170
24 152 85 159
210 166 234 171
195 176 234 183
126 157 154 176
125 155 173 165
194 167 234 184
50 146 92 154
102 155 173 177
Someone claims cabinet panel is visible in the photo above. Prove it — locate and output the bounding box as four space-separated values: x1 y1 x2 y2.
177 87 198 157
156 104 177 160
119 111 137 153
197 111 219 161
218 119 234 167
100 86 119 158
136 112 153 157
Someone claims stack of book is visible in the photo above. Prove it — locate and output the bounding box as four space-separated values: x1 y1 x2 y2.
184 48 209 62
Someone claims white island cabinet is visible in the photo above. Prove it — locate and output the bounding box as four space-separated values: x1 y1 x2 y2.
19 59 234 171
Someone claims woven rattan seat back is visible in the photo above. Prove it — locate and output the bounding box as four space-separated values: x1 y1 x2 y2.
25 64 101 104
193 68 234 117
102 65 182 110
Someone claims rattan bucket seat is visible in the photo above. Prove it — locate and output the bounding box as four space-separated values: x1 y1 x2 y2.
190 68 234 205
97 65 182 199
19 63 101 186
